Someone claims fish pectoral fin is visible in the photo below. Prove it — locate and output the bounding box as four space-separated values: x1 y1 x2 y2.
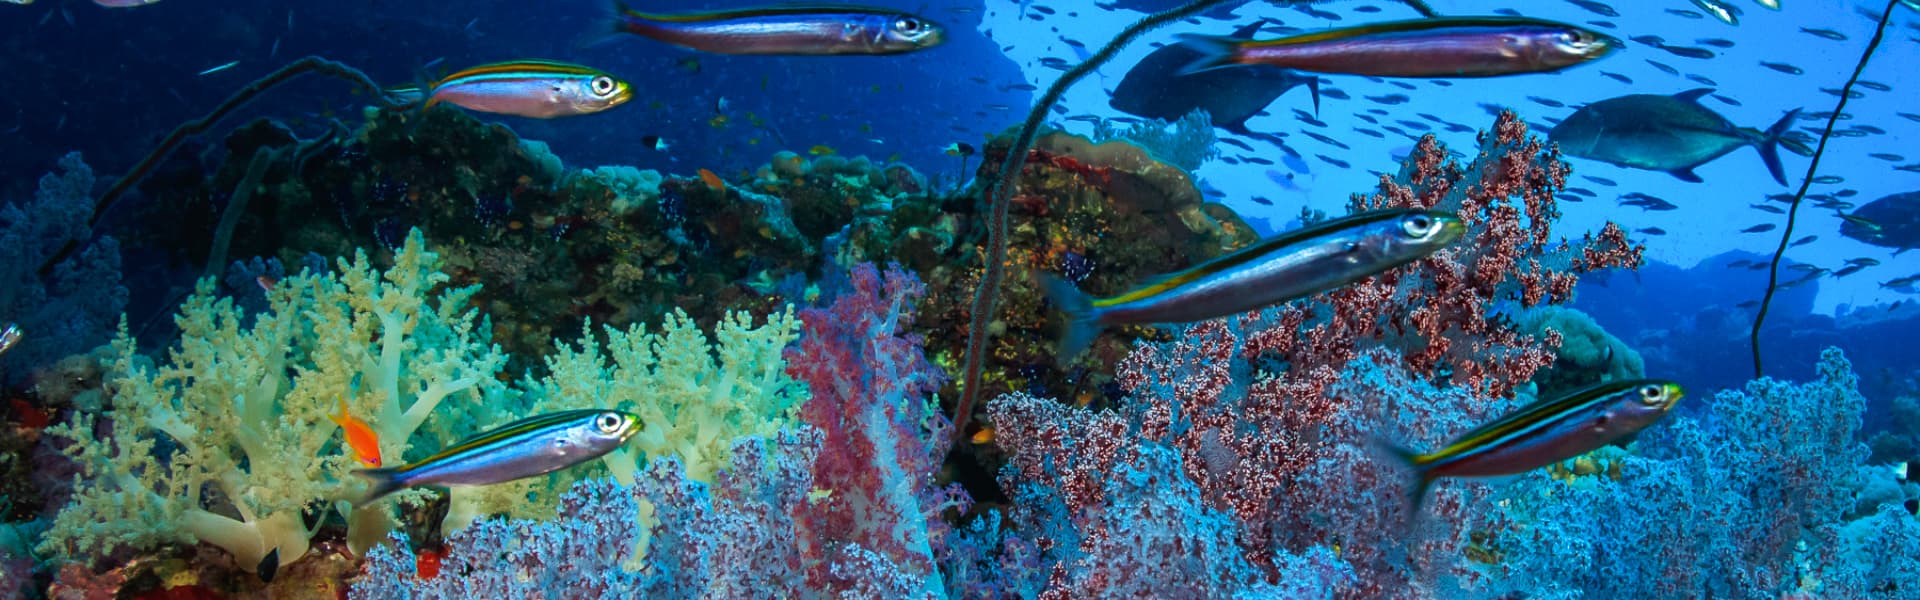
1667 167 1704 183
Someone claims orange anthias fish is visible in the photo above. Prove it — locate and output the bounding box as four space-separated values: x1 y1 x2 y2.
697 168 726 191
331 398 382 468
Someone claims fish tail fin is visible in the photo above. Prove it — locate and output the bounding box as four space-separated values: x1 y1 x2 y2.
1175 34 1245 76
328 397 350 428
1306 76 1322 117
1039 273 1102 366
580 1 645 48
1758 108 1800 186
1372 436 1437 515
351 467 406 507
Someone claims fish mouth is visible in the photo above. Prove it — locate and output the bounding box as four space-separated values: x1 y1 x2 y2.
1432 216 1468 246
1660 382 1685 410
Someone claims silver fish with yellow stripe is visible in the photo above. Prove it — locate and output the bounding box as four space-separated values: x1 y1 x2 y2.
393 60 632 119
1386 379 1685 511
612 3 944 55
353 409 641 505
1042 208 1464 364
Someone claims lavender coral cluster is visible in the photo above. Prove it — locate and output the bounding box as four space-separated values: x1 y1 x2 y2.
0 153 127 384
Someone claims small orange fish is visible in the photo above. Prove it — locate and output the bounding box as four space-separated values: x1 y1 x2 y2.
330 398 382 468
970 426 995 445
808 144 836 156
255 275 277 292
697 168 726 191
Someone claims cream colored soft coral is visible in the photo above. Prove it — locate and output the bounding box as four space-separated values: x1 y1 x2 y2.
479 306 806 562
40 229 509 569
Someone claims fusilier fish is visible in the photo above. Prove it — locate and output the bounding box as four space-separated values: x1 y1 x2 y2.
354 409 642 505
1179 17 1615 78
1043 208 1464 363
613 3 944 55
1386 380 1685 510
397 60 632 119
1548 88 1799 185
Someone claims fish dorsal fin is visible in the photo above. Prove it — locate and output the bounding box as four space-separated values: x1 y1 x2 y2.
1671 88 1716 105
1231 21 1265 39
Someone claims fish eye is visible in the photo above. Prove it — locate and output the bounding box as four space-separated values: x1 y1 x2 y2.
596 413 624 433
1401 214 1435 237
895 17 921 33
1637 384 1665 404
591 76 616 96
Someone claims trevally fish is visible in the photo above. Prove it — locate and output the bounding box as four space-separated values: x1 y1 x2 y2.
611 3 943 55
1042 208 1463 363
354 409 642 505
1385 379 1685 510
1548 88 1799 185
393 60 632 119
1839 191 1920 254
1110 21 1321 134
1179 17 1615 78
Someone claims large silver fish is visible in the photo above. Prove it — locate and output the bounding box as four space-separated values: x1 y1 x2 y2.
1549 88 1799 185
1179 17 1616 78
1385 379 1684 511
1043 208 1464 363
613 3 944 55
353 409 641 505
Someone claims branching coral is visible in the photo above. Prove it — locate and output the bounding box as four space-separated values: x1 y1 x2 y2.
40 229 508 571
512 304 806 552
1480 348 1918 598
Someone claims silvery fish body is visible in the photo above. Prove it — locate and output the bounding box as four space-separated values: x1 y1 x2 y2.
353 409 642 505
1180 17 1616 78
1548 88 1798 184
416 60 632 119
0 323 19 358
614 4 944 55
1390 380 1685 510
1043 208 1464 363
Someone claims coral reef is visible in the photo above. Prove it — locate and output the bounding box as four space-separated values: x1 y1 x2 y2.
784 263 962 595
0 153 129 386
1479 348 1920 598
1090 109 1220 172
1347 110 1644 400
40 229 507 575
932 129 1258 411
149 106 1256 444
